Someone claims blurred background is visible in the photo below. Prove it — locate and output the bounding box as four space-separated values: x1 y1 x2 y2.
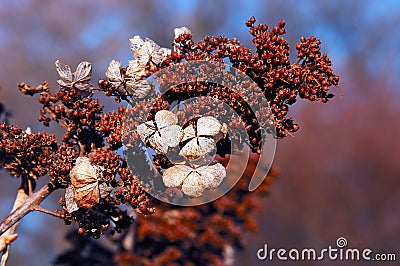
0 0 399 265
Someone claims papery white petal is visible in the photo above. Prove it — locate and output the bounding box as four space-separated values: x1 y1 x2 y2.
159 125 182 147
65 186 79 213
162 164 192 187
125 80 152 98
74 61 92 82
182 171 205 197
129 35 145 52
55 60 72 82
149 132 169 154
99 182 113 198
136 121 156 144
197 163 226 189
179 137 215 159
105 59 122 82
180 123 196 142
126 60 146 80
155 110 178 128
73 181 100 208
197 116 221 136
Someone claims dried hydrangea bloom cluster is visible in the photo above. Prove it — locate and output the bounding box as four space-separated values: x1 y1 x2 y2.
7 61 155 238
98 17 338 201
115 156 277 265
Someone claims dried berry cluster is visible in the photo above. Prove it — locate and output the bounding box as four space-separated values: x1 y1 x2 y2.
8 64 155 237
0 124 57 178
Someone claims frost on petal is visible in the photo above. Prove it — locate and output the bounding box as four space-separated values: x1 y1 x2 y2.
65 185 79 213
74 61 92 83
126 60 146 80
125 80 152 98
136 121 156 144
162 164 192 187
197 163 226 189
159 124 182 147
55 60 72 82
179 137 215 159
197 116 222 136
129 35 145 52
105 59 122 85
155 110 178 128
181 171 205 197
174 26 192 39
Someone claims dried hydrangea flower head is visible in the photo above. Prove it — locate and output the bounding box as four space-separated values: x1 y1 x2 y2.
67 156 101 210
162 163 226 197
105 59 152 98
129 35 171 67
179 116 222 160
55 60 92 91
136 110 182 154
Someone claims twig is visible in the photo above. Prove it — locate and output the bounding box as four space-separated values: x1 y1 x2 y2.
0 183 54 237
0 177 30 266
32 206 64 219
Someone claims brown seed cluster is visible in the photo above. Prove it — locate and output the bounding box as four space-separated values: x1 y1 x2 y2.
12 76 155 237
0 123 57 178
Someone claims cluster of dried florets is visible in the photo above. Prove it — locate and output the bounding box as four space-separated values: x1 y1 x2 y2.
0 124 57 178
97 16 338 201
11 60 155 238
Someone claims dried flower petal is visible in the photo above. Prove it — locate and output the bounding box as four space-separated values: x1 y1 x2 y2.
70 157 100 208
129 36 170 66
65 185 79 213
126 60 146 80
180 116 222 159
105 59 123 88
125 80 152 98
55 60 92 89
136 110 182 154
162 163 226 197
